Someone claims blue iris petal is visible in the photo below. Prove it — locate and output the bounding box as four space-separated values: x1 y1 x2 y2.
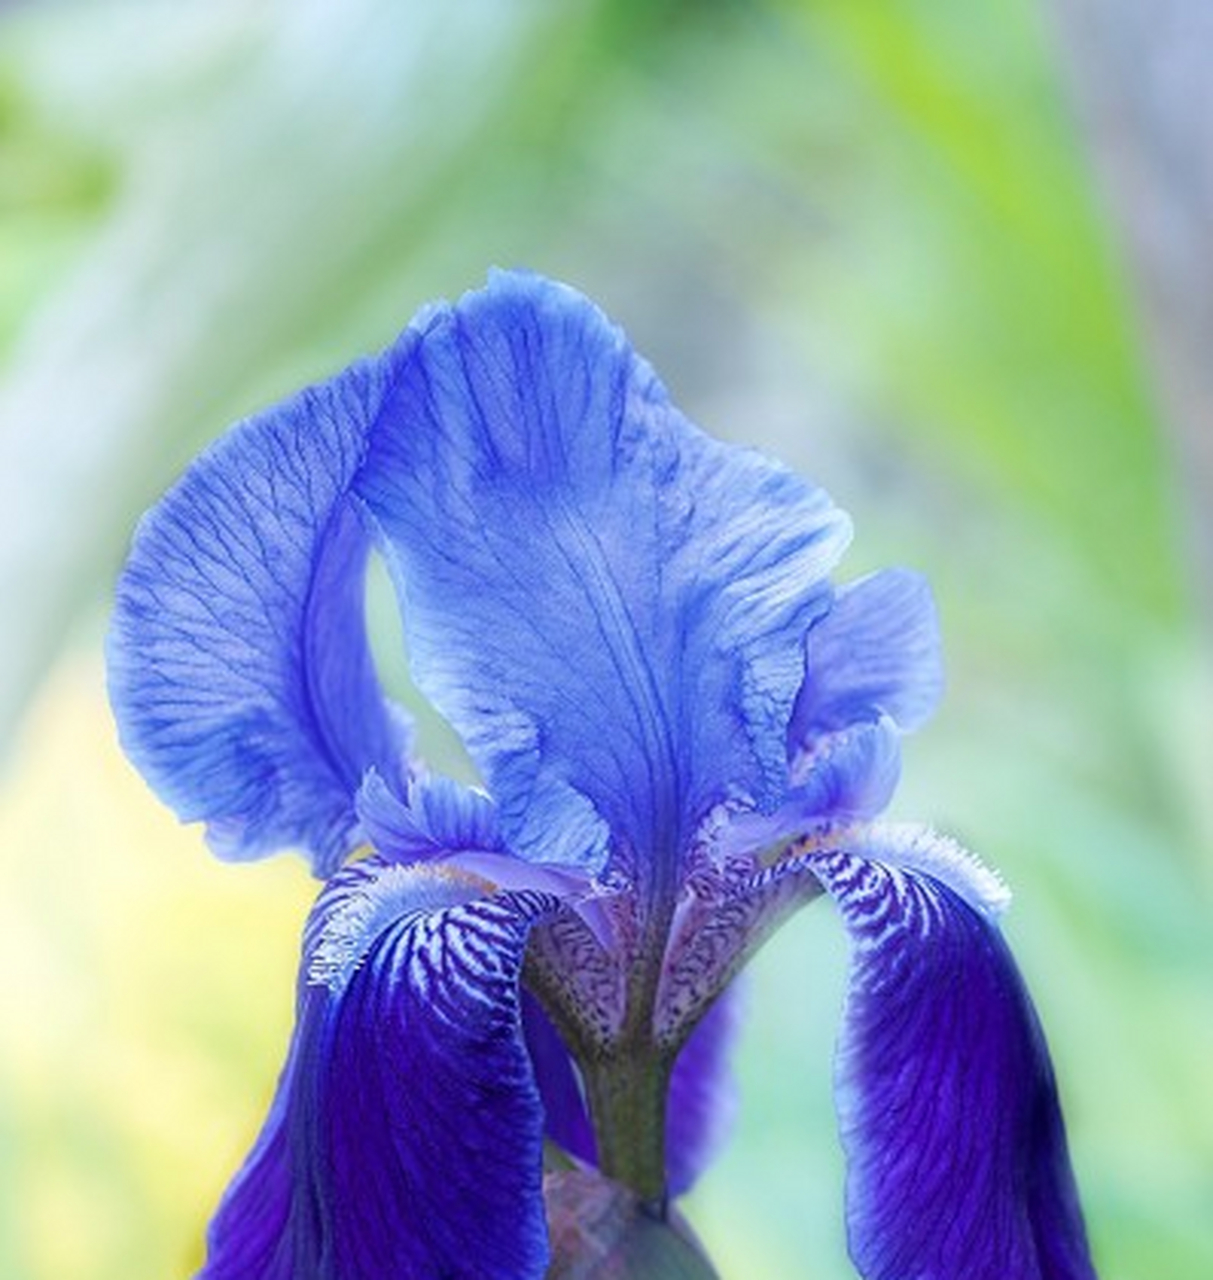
790 567 943 749
521 990 598 1167
108 346 416 875
200 857 560 1280
692 567 942 859
816 828 1097 1280
357 271 851 874
720 716 904 859
356 769 504 861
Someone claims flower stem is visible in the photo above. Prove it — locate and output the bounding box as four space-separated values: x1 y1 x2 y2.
582 1043 673 1211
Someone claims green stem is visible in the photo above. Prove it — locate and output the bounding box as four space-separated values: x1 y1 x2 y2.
582 1044 673 1210
579 844 682 1209
526 832 684 1210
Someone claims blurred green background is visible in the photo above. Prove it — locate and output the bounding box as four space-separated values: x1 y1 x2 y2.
1 1 1210 1277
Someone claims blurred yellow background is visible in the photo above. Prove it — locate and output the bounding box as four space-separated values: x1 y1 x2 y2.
2 2 1211 1277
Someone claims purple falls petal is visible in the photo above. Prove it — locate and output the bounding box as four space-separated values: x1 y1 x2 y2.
521 990 597 1167
108 341 417 874
357 270 851 874
199 858 561 1280
814 828 1098 1280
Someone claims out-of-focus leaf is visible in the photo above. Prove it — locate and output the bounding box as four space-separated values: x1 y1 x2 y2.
1052 0 1213 607
767 0 1183 624
0 67 115 355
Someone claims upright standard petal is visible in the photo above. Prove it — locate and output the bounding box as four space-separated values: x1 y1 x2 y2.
357 271 851 873
815 829 1097 1280
108 343 415 873
201 858 561 1280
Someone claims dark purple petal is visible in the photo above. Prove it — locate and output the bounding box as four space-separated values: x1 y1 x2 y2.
194 1054 295 1280
521 991 598 1167
200 859 561 1280
815 828 1097 1280
356 271 850 874
665 985 742 1195
108 343 417 874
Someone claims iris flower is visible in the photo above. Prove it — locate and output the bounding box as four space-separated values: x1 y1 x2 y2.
109 272 1097 1279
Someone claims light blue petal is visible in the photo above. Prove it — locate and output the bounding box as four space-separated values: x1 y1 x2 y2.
816 827 1097 1280
200 857 561 1280
355 769 503 860
719 717 903 859
357 271 851 877
108 343 415 874
789 567 943 750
